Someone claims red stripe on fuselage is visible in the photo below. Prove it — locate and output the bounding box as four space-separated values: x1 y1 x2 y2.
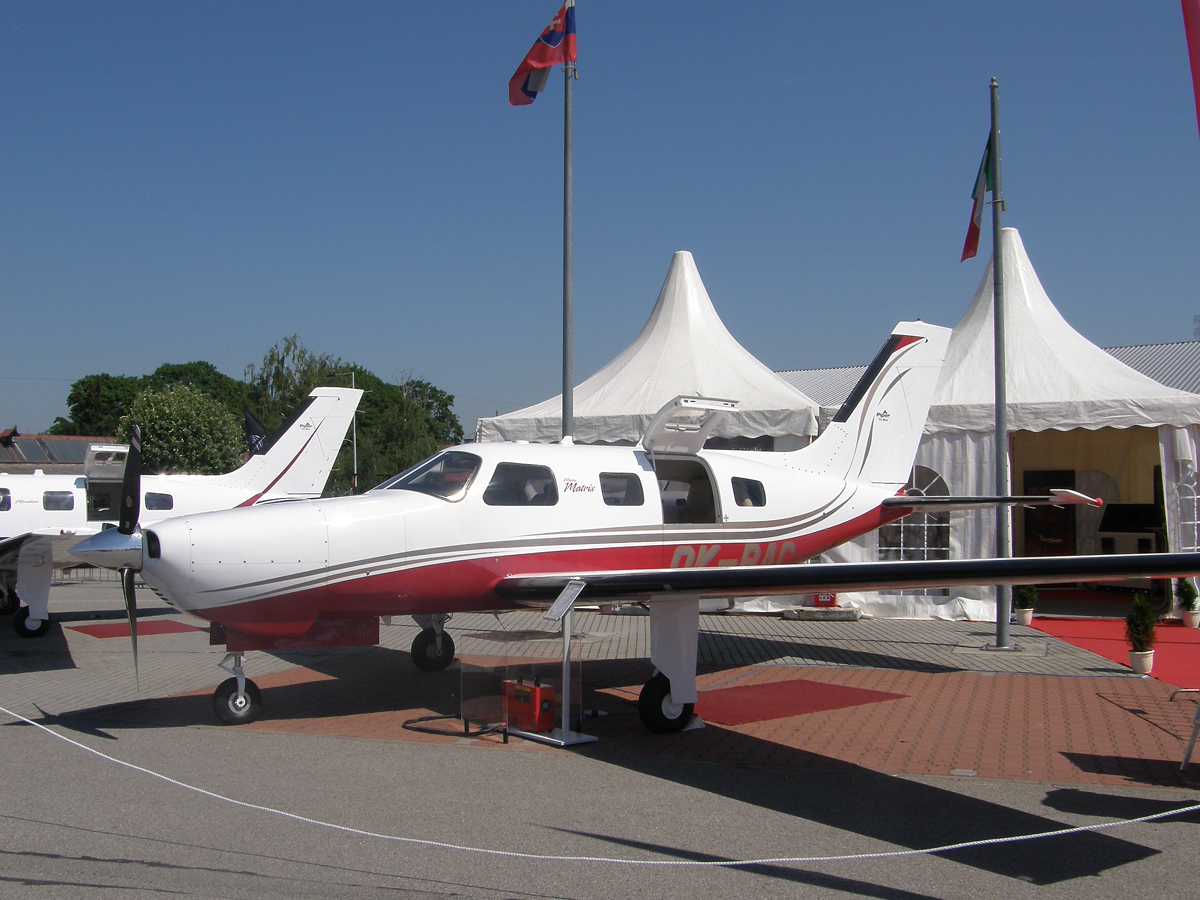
190 506 906 641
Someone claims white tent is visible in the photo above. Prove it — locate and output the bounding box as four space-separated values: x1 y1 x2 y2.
832 227 1200 619
476 251 819 446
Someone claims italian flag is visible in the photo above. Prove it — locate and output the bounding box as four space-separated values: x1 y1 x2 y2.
961 140 992 262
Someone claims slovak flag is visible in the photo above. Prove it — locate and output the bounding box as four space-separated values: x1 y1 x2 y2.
509 1 577 106
961 139 992 262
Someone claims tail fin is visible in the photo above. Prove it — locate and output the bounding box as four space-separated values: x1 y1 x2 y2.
210 387 364 502
791 321 950 489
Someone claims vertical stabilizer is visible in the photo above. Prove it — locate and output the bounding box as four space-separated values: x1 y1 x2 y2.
210 387 363 502
791 322 950 490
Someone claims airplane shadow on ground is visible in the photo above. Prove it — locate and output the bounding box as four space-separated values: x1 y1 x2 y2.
40 643 1185 888
695 631 959 673
0 621 76 674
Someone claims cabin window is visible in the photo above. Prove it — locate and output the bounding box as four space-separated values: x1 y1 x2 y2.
878 465 950 595
43 491 75 511
483 463 558 506
732 478 766 508
145 492 174 511
600 473 645 507
655 459 718 524
0 488 9 512
378 450 481 502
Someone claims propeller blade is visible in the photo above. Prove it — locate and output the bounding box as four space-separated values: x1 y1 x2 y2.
119 426 142 536
121 567 139 687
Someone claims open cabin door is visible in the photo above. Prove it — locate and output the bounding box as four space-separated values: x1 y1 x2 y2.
640 396 736 528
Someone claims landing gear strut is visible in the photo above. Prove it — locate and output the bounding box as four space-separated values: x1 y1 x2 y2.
0 574 18 616
410 614 455 671
212 652 261 725
637 672 695 734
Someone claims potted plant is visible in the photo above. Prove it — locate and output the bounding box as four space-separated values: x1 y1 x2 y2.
1177 578 1200 628
1013 584 1037 626
1125 593 1157 675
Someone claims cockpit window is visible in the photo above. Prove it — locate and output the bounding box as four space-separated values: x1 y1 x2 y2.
376 451 482 501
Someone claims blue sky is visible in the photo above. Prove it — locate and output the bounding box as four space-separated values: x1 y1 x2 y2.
3 2 1199 435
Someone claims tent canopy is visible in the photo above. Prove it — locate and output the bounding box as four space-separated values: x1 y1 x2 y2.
926 228 1200 433
476 251 818 444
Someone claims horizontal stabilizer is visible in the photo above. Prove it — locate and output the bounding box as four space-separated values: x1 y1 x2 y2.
881 489 1101 513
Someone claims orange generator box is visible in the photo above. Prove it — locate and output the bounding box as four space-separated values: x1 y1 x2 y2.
503 679 556 732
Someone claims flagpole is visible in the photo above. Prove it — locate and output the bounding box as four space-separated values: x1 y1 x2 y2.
989 76 1012 650
561 59 575 442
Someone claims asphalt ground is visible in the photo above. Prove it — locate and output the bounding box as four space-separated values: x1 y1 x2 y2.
2 579 1199 899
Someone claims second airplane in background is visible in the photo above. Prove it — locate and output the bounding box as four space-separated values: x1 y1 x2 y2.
1 387 362 636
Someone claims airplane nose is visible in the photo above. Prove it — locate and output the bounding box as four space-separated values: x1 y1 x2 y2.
70 527 144 571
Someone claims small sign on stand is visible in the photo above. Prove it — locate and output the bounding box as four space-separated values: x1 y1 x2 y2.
506 580 597 747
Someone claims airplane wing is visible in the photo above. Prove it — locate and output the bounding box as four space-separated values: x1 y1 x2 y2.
494 552 1200 604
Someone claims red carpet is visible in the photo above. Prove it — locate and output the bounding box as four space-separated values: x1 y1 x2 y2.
1032 617 1200 689
68 620 202 639
696 678 906 726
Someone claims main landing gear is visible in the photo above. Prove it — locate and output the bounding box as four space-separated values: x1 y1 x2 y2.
637 672 695 734
0 574 18 616
212 652 262 725
13 606 51 638
410 613 455 671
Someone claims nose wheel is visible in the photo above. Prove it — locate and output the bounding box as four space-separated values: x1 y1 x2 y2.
212 652 262 725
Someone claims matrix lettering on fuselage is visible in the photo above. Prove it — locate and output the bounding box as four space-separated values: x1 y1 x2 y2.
669 542 798 569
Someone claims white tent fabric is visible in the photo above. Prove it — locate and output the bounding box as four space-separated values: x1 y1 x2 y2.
835 228 1200 621
926 228 1200 433
475 251 818 444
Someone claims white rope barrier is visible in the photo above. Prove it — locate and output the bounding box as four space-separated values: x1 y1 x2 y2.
4 704 1198 868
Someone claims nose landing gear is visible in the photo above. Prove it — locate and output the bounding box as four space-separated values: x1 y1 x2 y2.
212 652 262 725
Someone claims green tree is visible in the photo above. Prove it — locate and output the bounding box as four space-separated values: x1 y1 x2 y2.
144 361 245 417
117 385 243 474
244 335 344 433
49 373 143 436
403 379 463 445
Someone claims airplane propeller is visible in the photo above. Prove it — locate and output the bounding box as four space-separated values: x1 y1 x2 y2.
118 427 142 683
70 426 145 684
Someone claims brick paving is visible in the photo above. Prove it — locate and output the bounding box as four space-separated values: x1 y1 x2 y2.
3 581 1199 792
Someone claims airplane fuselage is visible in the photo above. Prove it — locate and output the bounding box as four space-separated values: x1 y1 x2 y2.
138 441 907 648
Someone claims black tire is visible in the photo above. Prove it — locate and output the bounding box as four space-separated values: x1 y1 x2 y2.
411 628 455 671
637 672 695 734
212 677 262 725
13 606 51 638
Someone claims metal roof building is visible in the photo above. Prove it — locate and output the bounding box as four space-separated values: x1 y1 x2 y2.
0 431 114 474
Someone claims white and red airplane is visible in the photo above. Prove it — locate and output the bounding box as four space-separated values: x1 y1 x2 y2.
71 323 1200 732
1 387 361 637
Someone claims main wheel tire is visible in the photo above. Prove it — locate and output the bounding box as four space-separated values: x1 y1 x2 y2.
13 606 51 638
411 628 455 671
637 672 695 734
212 677 262 725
